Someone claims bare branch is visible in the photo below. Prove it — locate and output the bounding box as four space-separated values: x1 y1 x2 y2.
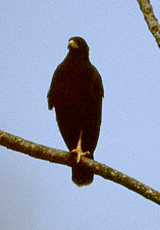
137 0 160 48
0 129 160 205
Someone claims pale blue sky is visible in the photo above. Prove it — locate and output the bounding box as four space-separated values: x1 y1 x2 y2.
1 1 160 229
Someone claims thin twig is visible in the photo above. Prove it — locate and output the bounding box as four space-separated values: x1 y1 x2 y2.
137 0 160 48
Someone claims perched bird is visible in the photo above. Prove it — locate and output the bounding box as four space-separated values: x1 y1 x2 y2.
47 37 104 186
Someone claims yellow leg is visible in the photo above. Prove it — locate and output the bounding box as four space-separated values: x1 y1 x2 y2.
71 130 90 163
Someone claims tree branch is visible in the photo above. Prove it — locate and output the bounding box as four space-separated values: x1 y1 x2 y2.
0 129 160 205
137 0 160 48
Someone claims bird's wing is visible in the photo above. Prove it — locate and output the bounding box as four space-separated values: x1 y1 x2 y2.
47 64 64 110
90 65 104 98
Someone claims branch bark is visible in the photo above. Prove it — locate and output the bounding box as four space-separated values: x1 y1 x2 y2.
0 129 160 205
137 0 160 48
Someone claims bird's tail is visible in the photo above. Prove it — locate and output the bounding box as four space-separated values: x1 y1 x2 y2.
72 157 94 186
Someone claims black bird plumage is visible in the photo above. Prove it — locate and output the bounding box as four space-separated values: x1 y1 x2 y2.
47 37 104 186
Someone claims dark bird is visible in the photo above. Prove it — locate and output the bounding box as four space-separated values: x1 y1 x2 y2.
47 37 104 186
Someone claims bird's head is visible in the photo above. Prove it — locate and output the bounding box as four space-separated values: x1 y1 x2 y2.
68 37 89 58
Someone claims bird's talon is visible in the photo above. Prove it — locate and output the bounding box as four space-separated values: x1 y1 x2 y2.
71 149 91 163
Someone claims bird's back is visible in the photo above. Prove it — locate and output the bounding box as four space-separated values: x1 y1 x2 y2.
48 56 103 154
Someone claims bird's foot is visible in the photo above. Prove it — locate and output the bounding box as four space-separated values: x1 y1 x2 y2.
71 148 90 163
71 130 90 163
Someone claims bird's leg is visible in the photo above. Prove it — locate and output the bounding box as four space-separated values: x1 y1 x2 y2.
71 130 90 163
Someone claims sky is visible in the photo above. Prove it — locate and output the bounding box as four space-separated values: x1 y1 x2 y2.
1 1 160 229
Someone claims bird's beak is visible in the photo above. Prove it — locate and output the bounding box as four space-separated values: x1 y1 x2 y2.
68 39 79 49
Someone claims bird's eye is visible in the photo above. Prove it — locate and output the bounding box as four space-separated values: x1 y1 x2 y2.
69 40 79 49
